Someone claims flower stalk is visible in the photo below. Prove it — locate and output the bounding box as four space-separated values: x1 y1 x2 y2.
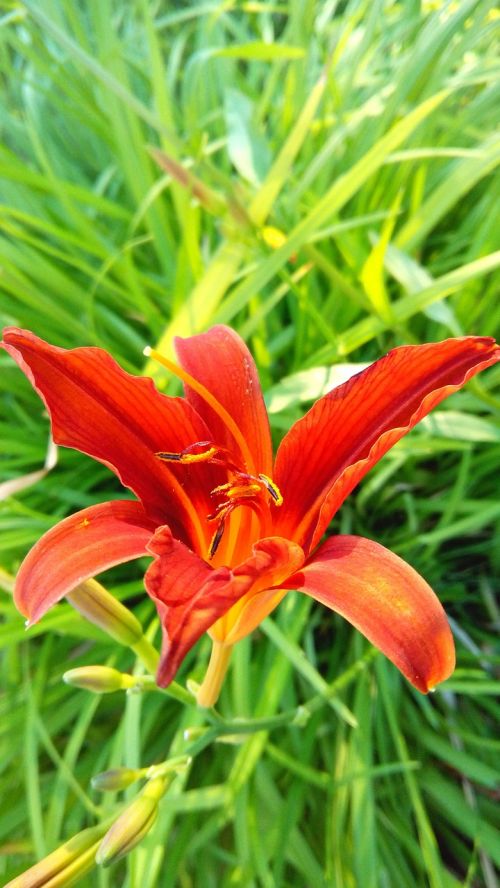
196 640 233 708
130 634 160 676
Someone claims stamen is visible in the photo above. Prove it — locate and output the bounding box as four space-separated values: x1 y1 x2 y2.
258 473 283 506
144 346 256 473
208 497 265 560
207 502 232 521
210 481 234 496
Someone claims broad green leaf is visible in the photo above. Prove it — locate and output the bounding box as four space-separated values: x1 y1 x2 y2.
265 363 369 413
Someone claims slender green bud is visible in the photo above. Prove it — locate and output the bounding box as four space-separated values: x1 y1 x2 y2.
91 768 144 792
63 666 136 693
96 776 169 867
4 821 110 888
66 579 143 646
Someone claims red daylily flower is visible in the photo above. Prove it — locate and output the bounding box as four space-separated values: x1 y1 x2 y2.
2 326 499 704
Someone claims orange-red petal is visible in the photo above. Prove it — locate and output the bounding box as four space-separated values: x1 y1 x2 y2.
144 527 303 685
1 328 213 548
15 500 156 623
283 535 455 693
174 325 273 475
274 337 500 551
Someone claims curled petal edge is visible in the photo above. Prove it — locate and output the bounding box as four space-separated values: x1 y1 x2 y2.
144 526 304 686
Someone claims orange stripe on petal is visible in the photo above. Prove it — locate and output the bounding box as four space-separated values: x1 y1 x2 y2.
145 346 256 473
174 326 273 476
284 535 455 693
210 536 304 642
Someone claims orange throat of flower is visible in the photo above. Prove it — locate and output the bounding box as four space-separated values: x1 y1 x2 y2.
156 440 282 564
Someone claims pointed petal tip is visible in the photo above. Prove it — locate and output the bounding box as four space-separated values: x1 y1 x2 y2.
286 535 456 696
1 325 24 344
419 642 456 695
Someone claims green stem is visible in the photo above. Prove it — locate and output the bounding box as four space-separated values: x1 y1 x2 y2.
131 635 160 676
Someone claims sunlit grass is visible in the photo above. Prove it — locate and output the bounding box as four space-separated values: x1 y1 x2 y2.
1 1 499 886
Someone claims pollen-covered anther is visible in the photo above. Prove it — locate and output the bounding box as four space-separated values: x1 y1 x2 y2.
156 441 219 465
209 519 227 559
258 473 283 506
211 481 262 500
211 473 283 508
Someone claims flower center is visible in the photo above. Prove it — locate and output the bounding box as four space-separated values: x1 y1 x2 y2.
144 345 282 560
156 441 282 559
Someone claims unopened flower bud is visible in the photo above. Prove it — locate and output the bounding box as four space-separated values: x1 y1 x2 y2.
67 579 143 646
91 768 144 792
4 821 109 888
63 666 136 693
96 776 169 867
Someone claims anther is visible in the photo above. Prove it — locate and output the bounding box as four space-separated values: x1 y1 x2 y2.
209 518 226 558
215 483 261 501
258 473 283 506
156 441 218 465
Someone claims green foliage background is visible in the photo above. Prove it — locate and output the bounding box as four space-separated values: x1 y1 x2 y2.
0 1 499 886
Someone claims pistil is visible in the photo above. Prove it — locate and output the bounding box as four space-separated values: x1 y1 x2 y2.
196 639 233 708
